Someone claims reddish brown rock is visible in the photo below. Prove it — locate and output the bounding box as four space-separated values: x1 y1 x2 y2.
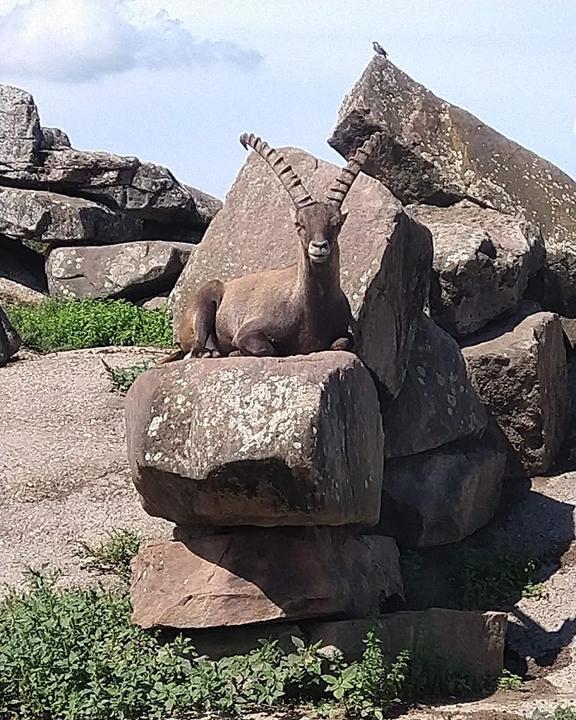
462 311 569 476
409 201 544 337
171 146 432 397
125 352 384 527
329 55 576 315
130 528 403 629
308 609 507 678
382 315 487 458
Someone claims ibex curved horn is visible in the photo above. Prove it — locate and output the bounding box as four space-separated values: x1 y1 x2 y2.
326 132 383 207
240 132 315 209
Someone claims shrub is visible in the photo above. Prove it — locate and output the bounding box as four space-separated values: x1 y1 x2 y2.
533 709 576 720
101 359 153 393
451 548 541 610
5 298 173 352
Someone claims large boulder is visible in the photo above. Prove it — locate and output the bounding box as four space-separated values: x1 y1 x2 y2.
0 278 44 306
329 55 576 315
0 84 222 236
0 186 143 246
126 352 384 527
0 85 41 166
409 201 544 337
0 305 21 365
462 311 569 476
382 315 487 458
130 528 403 629
374 434 505 547
308 609 507 678
47 241 193 301
171 146 432 397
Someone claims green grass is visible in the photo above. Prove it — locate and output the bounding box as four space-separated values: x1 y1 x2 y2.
533 709 576 720
5 298 173 353
75 529 144 582
0 566 494 720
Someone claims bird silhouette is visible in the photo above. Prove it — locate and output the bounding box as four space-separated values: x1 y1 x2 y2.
372 41 387 57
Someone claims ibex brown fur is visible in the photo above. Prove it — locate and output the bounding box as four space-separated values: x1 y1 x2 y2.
161 132 382 362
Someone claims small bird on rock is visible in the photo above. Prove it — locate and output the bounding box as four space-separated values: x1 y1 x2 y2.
372 41 388 57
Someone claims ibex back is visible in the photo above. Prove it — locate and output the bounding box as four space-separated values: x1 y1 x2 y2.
162 132 382 362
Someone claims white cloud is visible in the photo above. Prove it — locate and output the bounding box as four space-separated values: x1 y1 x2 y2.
0 0 262 83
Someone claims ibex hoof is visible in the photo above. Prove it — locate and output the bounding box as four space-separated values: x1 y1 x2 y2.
330 337 353 351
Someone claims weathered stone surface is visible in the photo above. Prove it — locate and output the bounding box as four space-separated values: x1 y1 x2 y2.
130 529 402 629
0 186 142 246
126 352 383 527
139 295 169 311
308 609 507 677
382 315 487 458
462 311 569 476
374 434 505 547
171 147 432 397
0 84 221 234
47 241 192 301
329 55 576 314
409 201 544 337
0 85 41 166
0 278 44 306
0 306 21 365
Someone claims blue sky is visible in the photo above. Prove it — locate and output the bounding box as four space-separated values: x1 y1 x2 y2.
0 0 574 199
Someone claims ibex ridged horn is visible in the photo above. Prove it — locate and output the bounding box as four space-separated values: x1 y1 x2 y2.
326 132 384 207
240 132 315 209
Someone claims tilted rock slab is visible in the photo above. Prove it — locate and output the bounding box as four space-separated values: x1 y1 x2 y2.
125 352 384 526
308 609 507 677
462 311 569 476
409 201 544 337
0 278 44 306
131 528 403 629
0 83 221 233
0 305 21 365
374 434 505 547
329 55 576 315
382 315 487 458
47 241 193 301
0 235 47 293
171 147 432 397
0 186 143 246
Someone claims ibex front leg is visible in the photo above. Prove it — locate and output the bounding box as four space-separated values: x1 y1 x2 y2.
230 320 277 357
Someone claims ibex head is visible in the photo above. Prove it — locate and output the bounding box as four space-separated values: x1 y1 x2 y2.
240 132 382 266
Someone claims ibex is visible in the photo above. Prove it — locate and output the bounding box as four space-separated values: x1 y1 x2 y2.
161 132 382 362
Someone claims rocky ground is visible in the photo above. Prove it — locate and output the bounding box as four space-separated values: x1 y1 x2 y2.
0 347 170 589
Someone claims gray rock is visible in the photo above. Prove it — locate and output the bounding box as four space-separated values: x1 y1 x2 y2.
47 241 192 301
41 127 71 150
409 201 545 337
131 528 402 629
0 306 21 365
383 314 487 458
374 434 505 547
329 55 576 315
125 352 384 527
0 278 45 306
171 146 432 396
308 609 507 678
0 186 143 246
0 235 47 292
462 311 569 476
0 85 42 166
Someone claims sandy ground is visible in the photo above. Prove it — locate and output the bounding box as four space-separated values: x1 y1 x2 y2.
0 346 170 589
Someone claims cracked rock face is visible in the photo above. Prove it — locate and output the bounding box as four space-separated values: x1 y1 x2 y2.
47 241 193 301
171 147 432 397
382 314 487 458
125 352 384 527
329 55 576 315
409 201 545 337
130 528 403 629
462 310 570 477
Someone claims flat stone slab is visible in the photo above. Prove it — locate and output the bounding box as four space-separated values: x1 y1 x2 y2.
125 352 384 527
130 528 403 629
462 311 569 476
